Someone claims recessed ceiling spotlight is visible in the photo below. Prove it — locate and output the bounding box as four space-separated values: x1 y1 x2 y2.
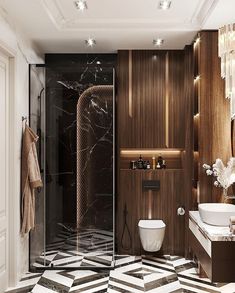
152 55 158 60
74 0 87 11
153 38 164 47
85 38 96 47
158 0 171 10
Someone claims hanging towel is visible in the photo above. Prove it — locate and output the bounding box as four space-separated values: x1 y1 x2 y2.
21 124 43 234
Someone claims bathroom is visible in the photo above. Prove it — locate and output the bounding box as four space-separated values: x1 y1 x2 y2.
0 0 235 292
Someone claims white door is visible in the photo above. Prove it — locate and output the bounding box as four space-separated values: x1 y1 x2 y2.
0 52 9 291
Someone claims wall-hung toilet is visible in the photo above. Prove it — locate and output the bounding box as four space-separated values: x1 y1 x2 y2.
138 220 166 252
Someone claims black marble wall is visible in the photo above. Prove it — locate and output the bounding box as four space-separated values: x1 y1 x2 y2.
45 54 116 245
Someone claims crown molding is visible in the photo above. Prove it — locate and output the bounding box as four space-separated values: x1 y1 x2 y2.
39 0 219 32
190 0 219 27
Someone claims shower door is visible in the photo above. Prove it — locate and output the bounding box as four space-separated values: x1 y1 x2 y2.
29 55 116 269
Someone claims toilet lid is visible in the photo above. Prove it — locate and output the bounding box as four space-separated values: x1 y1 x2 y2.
138 220 166 229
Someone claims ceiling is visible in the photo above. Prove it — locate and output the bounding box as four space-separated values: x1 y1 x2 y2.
0 0 235 53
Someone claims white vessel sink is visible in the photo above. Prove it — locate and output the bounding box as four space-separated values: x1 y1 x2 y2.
198 203 235 226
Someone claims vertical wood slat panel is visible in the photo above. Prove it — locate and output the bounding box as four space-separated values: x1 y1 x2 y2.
117 51 132 148
132 51 166 148
117 50 167 148
198 31 231 203
117 49 189 256
168 51 186 148
183 45 194 258
117 50 186 149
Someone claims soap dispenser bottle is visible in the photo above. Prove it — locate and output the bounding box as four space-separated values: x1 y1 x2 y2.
162 159 166 169
157 154 163 169
146 160 151 169
137 155 144 169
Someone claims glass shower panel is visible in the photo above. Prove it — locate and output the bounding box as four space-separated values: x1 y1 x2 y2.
29 64 46 269
45 55 116 268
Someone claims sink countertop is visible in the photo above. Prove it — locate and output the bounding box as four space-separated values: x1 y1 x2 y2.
189 211 235 241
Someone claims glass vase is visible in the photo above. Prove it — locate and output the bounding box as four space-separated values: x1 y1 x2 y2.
223 186 235 200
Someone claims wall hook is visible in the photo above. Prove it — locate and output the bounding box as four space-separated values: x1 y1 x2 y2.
22 116 27 122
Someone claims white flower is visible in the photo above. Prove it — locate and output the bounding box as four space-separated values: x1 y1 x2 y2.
206 170 213 176
213 158 235 189
203 158 235 189
214 181 219 187
203 164 211 170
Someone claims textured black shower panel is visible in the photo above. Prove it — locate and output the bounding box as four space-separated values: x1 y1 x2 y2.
44 54 116 261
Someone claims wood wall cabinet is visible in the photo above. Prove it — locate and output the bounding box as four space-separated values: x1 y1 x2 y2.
117 50 186 149
189 213 235 282
117 169 185 256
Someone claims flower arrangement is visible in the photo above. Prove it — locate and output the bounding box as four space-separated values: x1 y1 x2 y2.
203 158 235 189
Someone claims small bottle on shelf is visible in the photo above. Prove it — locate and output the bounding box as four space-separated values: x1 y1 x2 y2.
157 154 163 169
130 160 136 170
143 160 147 169
162 159 166 169
137 155 144 169
152 156 156 170
146 161 151 169
156 162 161 169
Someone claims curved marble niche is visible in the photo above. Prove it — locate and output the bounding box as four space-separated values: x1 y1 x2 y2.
76 85 114 230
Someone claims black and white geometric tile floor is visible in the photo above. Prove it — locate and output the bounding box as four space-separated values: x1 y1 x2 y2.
32 229 114 269
6 255 235 293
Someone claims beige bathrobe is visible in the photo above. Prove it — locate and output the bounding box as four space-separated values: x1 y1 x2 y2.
21 125 43 234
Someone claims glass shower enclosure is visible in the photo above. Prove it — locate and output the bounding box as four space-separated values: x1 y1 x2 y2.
29 54 116 269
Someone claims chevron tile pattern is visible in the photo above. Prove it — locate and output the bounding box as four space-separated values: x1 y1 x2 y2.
8 256 235 293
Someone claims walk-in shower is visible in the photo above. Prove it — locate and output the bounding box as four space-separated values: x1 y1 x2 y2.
29 54 116 269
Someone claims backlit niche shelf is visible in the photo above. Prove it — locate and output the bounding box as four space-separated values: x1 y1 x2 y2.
120 148 183 170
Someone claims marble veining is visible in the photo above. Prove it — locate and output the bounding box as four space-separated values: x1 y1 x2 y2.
42 54 116 268
75 86 114 231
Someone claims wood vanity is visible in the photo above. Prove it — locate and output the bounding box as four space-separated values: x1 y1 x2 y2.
189 211 235 282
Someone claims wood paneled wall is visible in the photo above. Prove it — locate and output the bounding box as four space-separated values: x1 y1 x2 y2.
116 32 232 257
117 50 186 149
168 51 187 148
116 50 189 256
132 51 166 148
183 45 194 257
197 31 231 203
117 170 185 256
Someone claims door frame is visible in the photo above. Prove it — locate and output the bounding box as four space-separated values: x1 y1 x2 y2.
0 40 17 288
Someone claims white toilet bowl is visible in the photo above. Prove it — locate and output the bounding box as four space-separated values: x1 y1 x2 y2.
138 220 166 252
